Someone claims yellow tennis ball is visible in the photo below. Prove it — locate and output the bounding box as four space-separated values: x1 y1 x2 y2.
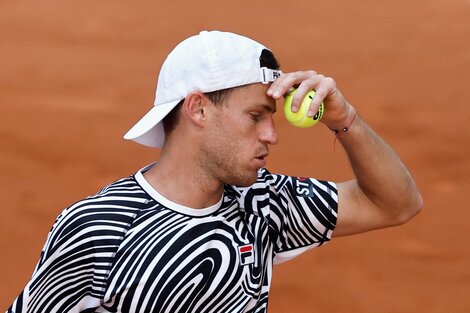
284 89 324 128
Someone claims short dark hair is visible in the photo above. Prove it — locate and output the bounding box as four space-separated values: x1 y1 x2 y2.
162 49 280 136
162 99 184 136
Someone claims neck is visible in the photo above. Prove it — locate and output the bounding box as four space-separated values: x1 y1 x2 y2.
143 144 224 209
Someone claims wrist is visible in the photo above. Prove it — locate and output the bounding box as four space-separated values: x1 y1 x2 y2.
326 105 358 151
326 103 358 134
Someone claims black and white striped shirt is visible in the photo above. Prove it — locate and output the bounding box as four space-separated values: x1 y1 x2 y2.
7 166 337 313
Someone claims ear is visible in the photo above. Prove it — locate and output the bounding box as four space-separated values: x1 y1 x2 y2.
182 91 210 127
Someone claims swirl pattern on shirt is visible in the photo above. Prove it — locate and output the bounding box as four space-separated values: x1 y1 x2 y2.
7 168 337 313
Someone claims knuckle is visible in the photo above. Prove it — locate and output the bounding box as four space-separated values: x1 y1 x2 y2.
293 71 304 78
324 76 336 87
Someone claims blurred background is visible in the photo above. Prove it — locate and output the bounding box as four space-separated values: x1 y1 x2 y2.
1 0 469 312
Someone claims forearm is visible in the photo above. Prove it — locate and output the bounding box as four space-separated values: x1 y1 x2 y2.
336 107 423 224
267 70 422 234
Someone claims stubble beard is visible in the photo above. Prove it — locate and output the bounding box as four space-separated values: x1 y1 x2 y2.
197 137 258 188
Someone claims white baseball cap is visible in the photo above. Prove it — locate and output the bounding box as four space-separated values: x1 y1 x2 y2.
123 30 282 147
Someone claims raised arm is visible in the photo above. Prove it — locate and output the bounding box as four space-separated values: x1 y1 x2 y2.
268 71 423 237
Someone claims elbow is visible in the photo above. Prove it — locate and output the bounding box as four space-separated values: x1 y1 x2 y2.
392 191 424 226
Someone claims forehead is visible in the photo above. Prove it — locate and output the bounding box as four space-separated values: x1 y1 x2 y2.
224 83 276 112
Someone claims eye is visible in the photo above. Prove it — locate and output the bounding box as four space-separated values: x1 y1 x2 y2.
249 113 261 122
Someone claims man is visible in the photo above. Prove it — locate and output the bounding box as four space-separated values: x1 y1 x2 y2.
7 30 422 313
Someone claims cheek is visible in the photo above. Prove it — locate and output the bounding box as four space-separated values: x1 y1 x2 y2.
215 111 262 153
216 115 244 140
208 117 240 153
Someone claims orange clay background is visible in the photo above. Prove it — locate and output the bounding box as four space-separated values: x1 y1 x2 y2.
1 1 469 312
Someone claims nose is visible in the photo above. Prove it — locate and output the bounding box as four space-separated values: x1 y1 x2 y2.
259 118 279 145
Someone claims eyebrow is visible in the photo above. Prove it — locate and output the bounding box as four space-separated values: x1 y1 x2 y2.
259 103 277 114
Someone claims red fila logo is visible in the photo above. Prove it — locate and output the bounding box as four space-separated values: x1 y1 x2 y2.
238 244 254 266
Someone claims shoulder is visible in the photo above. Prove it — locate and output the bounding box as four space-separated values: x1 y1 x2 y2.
227 168 338 215
47 175 151 245
69 175 150 215
263 168 338 200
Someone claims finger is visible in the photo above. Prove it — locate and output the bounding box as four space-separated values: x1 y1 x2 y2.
267 73 289 97
291 75 336 115
290 74 325 112
268 70 317 99
292 75 323 112
307 77 337 117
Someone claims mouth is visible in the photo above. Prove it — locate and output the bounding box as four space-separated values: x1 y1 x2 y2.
256 152 268 160
254 152 269 167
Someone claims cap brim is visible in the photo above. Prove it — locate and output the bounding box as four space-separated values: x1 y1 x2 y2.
123 100 180 148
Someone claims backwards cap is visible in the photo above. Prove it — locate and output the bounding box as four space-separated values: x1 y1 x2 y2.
124 30 282 147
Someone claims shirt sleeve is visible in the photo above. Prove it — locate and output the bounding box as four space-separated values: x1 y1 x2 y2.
6 198 131 313
267 173 338 264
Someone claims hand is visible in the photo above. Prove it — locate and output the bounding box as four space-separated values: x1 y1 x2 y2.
267 71 423 236
267 70 356 131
